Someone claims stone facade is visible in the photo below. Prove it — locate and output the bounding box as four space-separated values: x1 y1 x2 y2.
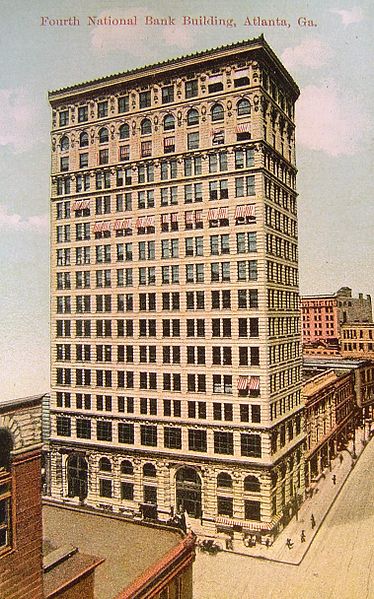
48 37 304 540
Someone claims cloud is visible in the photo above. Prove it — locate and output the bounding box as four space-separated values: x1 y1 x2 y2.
0 205 48 232
330 7 364 27
0 88 42 153
296 80 371 156
90 9 196 56
281 39 333 70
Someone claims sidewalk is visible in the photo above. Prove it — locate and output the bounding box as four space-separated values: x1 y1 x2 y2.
195 428 371 565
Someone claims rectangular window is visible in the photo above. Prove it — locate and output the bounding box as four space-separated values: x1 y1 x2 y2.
187 132 199 150
185 79 198 98
164 427 182 449
97 101 108 118
118 96 129 113
241 433 261 457
140 425 157 446
118 422 134 444
214 431 234 454
97 421 112 441
139 90 151 108
188 429 207 452
162 85 174 104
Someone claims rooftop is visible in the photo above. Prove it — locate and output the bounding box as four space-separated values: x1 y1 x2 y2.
43 501 186 599
48 35 299 102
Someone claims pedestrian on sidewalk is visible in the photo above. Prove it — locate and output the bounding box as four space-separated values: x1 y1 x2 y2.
225 536 233 550
311 514 316 529
265 538 271 549
300 530 306 543
332 474 337 485
339 453 343 465
286 538 294 550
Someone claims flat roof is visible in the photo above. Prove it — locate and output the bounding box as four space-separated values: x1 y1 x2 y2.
43 502 184 599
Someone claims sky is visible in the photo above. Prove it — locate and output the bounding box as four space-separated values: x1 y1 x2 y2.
0 0 373 400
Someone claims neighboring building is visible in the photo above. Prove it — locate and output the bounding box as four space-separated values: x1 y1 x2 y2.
304 357 374 433
303 370 355 488
43 502 194 599
0 395 44 599
301 294 339 343
341 323 374 360
0 394 194 599
49 36 304 541
301 287 372 344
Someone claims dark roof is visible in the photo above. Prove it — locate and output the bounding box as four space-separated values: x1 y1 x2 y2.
48 35 299 100
43 502 184 599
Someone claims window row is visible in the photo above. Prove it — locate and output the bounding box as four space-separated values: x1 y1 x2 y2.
56 393 262 423
56 418 262 457
56 343 260 367
56 317 260 338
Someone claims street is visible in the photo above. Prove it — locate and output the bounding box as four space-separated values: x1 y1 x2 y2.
194 438 374 599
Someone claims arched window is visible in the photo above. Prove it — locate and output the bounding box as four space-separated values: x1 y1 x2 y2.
143 463 156 477
211 104 224 122
99 127 109 143
244 475 260 493
99 457 111 472
217 472 232 488
80 131 89 147
119 123 130 140
121 460 134 475
163 114 175 131
187 109 199 126
140 118 152 135
60 136 69 151
237 99 251 116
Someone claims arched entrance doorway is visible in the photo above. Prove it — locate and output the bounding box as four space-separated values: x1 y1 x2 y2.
67 454 88 499
176 467 201 518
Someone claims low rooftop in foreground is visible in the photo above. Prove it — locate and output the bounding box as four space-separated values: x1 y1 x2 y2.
43 501 187 599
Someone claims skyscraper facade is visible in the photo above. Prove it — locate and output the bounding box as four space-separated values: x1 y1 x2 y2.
49 36 304 539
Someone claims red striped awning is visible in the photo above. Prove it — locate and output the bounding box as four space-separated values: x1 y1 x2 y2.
185 211 193 224
195 211 203 222
144 215 155 227
235 204 255 218
73 199 90 210
218 207 228 219
136 217 145 228
171 213 178 223
161 214 170 224
248 376 260 390
237 376 248 390
114 218 132 230
237 123 251 133
208 208 218 220
164 137 175 147
93 222 111 233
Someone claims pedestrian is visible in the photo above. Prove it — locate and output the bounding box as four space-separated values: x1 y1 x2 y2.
225 536 233 550
300 530 306 543
311 513 316 529
339 453 343 465
332 474 337 485
265 537 271 549
286 538 294 550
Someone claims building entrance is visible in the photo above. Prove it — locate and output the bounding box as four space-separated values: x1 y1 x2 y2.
176 467 202 518
67 454 88 499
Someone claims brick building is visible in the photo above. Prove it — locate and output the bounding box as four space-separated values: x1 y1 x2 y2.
48 36 304 541
0 395 45 599
301 287 372 344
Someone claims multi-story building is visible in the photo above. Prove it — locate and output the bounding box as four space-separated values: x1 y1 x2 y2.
303 369 355 489
48 36 304 541
341 323 374 360
301 287 372 344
